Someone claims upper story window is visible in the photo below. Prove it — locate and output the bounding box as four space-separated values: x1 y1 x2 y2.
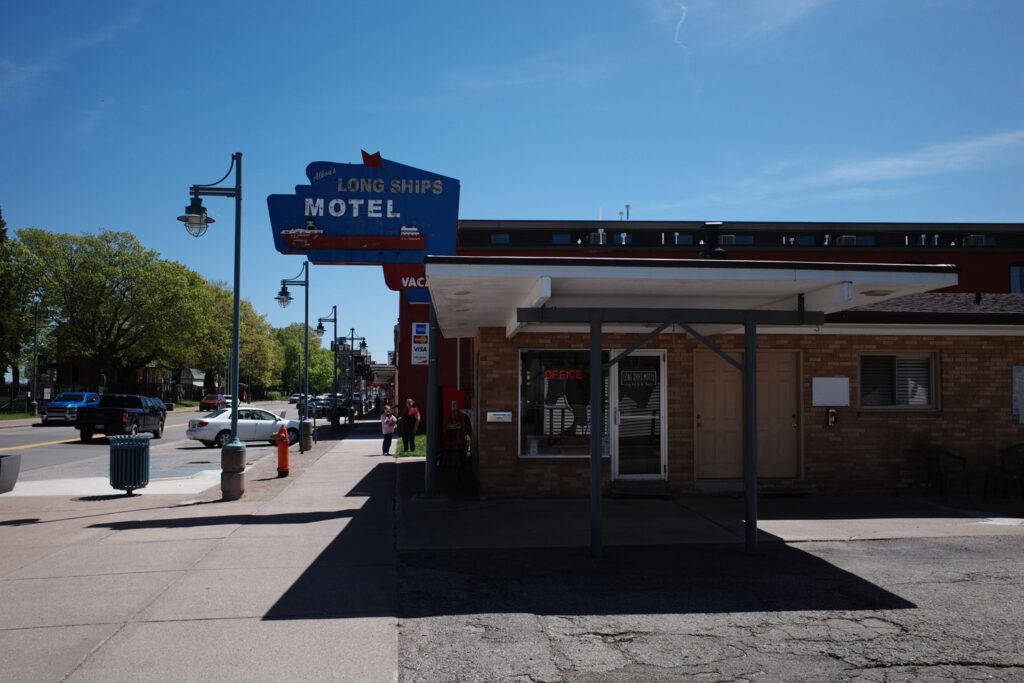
860 354 936 409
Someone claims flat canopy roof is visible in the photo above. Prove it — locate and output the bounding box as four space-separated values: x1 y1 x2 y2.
424 255 959 338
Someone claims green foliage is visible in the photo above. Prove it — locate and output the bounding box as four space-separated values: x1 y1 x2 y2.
0 214 358 398
0 217 44 385
17 228 211 384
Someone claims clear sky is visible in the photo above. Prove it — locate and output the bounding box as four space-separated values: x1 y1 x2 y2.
2 0 1022 362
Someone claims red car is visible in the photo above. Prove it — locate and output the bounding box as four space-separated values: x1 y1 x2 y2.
199 394 227 411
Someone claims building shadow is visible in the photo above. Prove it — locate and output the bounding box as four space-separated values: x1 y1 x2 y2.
259 457 915 620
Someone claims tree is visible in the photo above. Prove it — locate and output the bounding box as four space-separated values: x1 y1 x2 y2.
0 210 43 393
18 228 210 388
273 323 334 392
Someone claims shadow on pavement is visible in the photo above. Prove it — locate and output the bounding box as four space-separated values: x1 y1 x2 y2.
397 542 916 617
89 509 357 530
258 456 916 621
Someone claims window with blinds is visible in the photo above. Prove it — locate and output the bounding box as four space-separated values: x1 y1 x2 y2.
860 354 935 408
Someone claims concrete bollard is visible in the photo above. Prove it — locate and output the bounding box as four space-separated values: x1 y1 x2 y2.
221 441 247 501
300 420 313 451
221 471 245 501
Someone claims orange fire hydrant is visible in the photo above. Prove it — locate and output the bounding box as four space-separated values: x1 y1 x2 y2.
275 425 290 478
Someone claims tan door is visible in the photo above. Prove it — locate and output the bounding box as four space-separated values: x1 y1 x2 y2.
756 353 800 477
694 350 800 479
694 352 744 478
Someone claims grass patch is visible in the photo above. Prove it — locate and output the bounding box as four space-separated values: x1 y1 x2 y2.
175 400 200 407
393 433 427 458
0 413 32 421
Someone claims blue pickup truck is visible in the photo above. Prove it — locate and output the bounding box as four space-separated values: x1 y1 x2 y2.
41 392 101 424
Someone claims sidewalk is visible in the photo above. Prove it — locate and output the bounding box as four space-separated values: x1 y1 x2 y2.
0 419 398 682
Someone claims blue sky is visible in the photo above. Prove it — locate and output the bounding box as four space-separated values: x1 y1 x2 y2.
2 0 1022 362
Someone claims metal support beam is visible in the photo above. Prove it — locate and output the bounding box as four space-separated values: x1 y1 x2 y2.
679 323 744 373
603 322 671 371
425 305 439 497
589 314 603 557
743 319 758 555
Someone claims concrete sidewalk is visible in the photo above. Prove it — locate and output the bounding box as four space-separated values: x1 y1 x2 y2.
0 419 398 682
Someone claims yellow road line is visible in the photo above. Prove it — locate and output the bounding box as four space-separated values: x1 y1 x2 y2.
0 422 187 452
0 438 78 451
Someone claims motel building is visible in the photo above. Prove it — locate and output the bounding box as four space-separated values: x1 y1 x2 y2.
397 220 1024 505
268 158 1024 531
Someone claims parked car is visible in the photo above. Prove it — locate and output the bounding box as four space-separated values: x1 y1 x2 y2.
199 394 227 411
40 392 100 424
75 394 166 442
186 407 300 448
289 393 301 404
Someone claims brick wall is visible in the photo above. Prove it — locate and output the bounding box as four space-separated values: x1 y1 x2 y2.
474 328 1024 498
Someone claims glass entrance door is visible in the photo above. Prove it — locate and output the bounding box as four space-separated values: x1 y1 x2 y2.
613 352 666 479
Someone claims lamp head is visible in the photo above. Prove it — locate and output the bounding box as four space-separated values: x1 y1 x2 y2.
276 284 293 308
177 196 213 238
315 321 325 336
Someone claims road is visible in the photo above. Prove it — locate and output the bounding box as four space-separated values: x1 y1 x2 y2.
0 401 299 484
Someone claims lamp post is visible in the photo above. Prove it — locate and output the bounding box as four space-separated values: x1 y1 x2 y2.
277 261 310 452
30 298 39 416
177 153 246 501
346 329 366 422
315 305 338 429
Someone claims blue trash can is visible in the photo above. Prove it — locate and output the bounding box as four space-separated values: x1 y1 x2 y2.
109 434 151 495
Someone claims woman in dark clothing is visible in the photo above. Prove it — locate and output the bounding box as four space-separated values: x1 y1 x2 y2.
399 398 420 452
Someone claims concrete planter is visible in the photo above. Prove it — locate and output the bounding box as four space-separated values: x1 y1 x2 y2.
0 453 22 494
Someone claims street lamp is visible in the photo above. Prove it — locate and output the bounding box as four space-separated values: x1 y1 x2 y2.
30 297 40 416
316 305 338 429
177 153 246 501
278 261 310 452
342 328 367 422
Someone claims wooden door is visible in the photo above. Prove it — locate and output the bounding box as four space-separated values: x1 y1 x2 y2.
694 350 801 479
694 351 743 478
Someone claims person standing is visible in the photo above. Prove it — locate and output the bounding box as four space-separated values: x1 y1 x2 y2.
380 404 397 456
399 398 420 453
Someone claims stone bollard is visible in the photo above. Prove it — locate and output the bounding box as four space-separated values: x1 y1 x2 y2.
300 420 313 451
221 441 247 501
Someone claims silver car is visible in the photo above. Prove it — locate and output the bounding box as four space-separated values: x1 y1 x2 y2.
186 408 300 448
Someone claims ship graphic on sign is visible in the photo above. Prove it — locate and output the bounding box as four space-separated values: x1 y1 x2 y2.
278 224 324 247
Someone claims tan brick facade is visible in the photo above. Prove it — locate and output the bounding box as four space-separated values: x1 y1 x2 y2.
473 328 1024 498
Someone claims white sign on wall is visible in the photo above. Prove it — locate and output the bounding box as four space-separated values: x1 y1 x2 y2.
411 322 429 366
812 377 850 406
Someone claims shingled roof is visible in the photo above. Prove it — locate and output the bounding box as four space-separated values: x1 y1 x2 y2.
826 293 1024 325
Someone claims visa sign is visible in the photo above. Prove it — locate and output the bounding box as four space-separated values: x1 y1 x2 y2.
411 322 429 366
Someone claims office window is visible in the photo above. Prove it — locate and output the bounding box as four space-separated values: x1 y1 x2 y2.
860 354 935 409
519 349 608 457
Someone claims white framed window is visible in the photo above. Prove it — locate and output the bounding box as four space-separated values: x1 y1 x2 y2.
859 353 936 409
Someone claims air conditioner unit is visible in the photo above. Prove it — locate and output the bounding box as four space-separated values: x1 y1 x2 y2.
962 234 986 247
718 234 736 246
836 235 858 246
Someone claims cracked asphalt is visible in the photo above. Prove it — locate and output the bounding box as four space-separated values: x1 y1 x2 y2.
397 535 1024 681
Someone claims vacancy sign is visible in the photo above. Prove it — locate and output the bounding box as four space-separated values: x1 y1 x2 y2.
411 322 429 365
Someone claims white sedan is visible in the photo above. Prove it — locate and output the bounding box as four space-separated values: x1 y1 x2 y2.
186 408 300 448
